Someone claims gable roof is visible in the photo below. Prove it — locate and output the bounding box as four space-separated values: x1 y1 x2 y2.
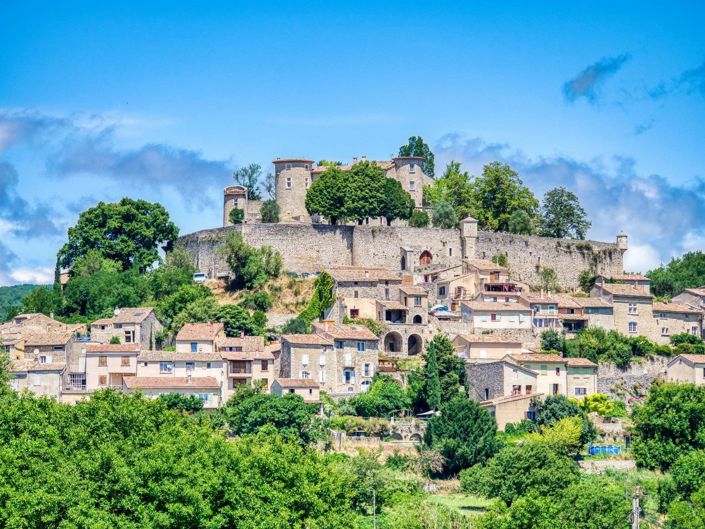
596 283 652 298
328 266 402 283
399 285 428 296
566 357 598 367
91 307 155 326
137 351 223 362
86 343 141 353
510 353 566 364
274 378 320 389
176 322 224 342
454 334 523 345
466 259 508 272
282 334 333 346
653 302 703 315
668 354 705 367
216 335 265 352
597 274 650 282
122 376 220 390
24 332 73 347
461 301 531 313
312 322 378 341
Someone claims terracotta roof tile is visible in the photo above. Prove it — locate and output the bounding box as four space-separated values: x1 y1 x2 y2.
466 259 508 272
461 301 531 312
597 283 652 298
216 335 265 351
176 323 224 342
24 332 73 347
566 357 598 367
672 354 705 364
137 351 223 362
455 334 523 345
282 334 333 346
510 353 566 363
91 307 155 326
399 286 428 296
86 343 141 353
653 302 703 315
221 350 274 361
275 378 320 389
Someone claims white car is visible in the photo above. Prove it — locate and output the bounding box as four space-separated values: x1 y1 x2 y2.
192 272 207 284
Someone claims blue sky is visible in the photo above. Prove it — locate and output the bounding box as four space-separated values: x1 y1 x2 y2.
1 1 704 283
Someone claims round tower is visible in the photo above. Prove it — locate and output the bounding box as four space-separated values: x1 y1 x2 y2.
223 185 247 226
273 158 314 222
616 231 628 251
392 156 427 208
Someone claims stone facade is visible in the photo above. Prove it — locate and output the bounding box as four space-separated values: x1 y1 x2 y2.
596 356 668 399
177 223 625 291
223 185 263 226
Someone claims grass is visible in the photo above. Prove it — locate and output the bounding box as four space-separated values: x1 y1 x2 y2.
427 493 493 516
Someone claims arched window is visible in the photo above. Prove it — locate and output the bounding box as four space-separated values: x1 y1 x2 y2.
413 314 423 324
419 251 433 265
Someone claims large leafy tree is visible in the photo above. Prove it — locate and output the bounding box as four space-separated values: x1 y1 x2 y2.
508 209 536 235
632 382 705 470
471 162 539 232
379 178 414 226
398 136 435 177
58 198 179 273
233 163 263 201
350 374 411 417
423 161 474 219
344 161 387 224
431 199 458 228
540 186 591 239
532 394 595 447
424 345 442 411
218 232 281 290
305 166 349 225
647 251 705 298
424 396 499 475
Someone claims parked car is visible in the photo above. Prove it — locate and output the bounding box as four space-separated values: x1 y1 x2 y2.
192 272 207 284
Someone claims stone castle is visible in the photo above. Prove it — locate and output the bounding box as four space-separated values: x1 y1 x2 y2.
178 155 628 289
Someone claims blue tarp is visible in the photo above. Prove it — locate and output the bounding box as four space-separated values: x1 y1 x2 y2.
588 444 622 455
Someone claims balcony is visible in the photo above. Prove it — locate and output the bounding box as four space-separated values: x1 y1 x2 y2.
228 361 252 377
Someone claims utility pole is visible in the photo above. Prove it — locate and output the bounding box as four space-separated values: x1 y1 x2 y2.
631 486 642 529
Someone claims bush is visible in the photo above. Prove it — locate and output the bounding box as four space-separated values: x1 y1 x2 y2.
533 395 596 447
229 207 245 224
281 316 311 334
240 291 273 312
349 375 411 417
408 210 430 228
260 199 280 223
431 200 458 229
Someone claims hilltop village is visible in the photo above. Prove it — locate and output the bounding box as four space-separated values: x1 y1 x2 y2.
3 154 704 429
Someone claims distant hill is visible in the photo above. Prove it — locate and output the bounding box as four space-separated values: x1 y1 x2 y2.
0 284 41 321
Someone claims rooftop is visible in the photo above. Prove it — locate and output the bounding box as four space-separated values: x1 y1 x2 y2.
598 274 650 282
216 335 265 351
122 376 220 390
466 259 508 272
461 301 531 313
137 351 223 362
653 302 704 314
312 322 378 341
176 322 224 342
24 332 73 347
91 307 155 326
596 283 652 298
455 334 523 345
86 343 141 353
510 353 566 364
281 334 333 346
566 358 598 367
328 266 402 283
399 285 428 296
670 354 705 365
275 378 320 389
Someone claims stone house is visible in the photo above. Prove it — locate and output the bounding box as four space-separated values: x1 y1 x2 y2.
175 322 225 353
673 287 705 312
378 285 430 357
565 357 599 398
667 354 705 385
522 294 561 331
271 378 321 403
135 350 224 388
554 295 588 334
1 333 24 362
122 376 222 408
466 358 539 402
85 343 141 391
460 301 532 332
575 297 614 331
280 322 379 397
591 283 655 340
595 274 651 294
8 361 65 399
452 334 524 361
328 266 404 321
272 156 433 223
652 302 703 344
217 336 275 400
480 393 538 430
508 353 597 399
90 307 163 350
223 185 263 226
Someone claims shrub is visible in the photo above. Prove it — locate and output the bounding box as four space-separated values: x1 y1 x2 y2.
409 210 430 228
240 291 273 312
260 199 280 223
229 207 245 224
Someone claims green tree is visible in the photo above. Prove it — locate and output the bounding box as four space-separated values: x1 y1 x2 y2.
408 209 430 228
281 316 311 334
57 198 179 273
260 199 280 223
155 283 213 331
540 186 591 239
379 178 414 226
350 374 411 417
647 251 705 298
240 291 273 312
224 391 324 445
541 329 566 353
218 232 281 290
424 346 442 411
63 268 150 320
508 209 536 235
147 247 196 300
579 269 597 292
667 486 705 529
305 166 348 225
216 304 266 336
632 382 705 470
532 394 595 447
671 333 704 346
423 161 474 219
232 163 263 200
345 161 387 224
399 136 435 177
471 162 539 232
158 392 205 412
21 286 63 316
539 266 559 291
431 199 458 229
229 207 245 224
424 396 499 475
671 450 705 500
461 441 579 505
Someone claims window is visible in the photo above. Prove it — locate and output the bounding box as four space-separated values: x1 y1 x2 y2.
344 353 352 366
575 387 587 396
350 309 359 318
318 370 326 383
190 342 198 353
344 369 354 384
121 356 130 366
525 385 532 395
512 385 521 396
285 163 292 170
186 362 195 371
364 363 371 376
124 330 134 343
555 367 561 376
439 286 446 296
304 178 309 189
319 355 326 366
409 180 416 191
335 340 344 349
354 290 359 299
384 287 390 300
628 303 638 315
98 375 107 386
98 356 107 367
414 296 422 307
69 373 86 390
409 163 416 173
39 355 48 364
196 393 211 402
286 177 292 189
142 362 148 367
692 326 699 336
490 313 497 322
484 388 490 400
160 362 173 374
357 341 366 352
300 370 310 379
52 345 63 351
448 247 452 257
302 354 309 366
361 380 371 392
304 164 309 170
261 360 268 371
206 362 213 369
628 321 638 333
661 327 669 336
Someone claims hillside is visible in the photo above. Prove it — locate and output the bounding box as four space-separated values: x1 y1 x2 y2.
0 284 41 320
205 275 316 314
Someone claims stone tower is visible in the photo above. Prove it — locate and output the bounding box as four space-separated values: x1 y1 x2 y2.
392 156 428 208
617 230 628 251
460 216 478 260
273 158 314 222
223 185 247 227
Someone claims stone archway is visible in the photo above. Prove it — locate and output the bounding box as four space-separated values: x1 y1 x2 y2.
408 334 423 356
384 331 403 354
413 314 423 324
419 250 433 265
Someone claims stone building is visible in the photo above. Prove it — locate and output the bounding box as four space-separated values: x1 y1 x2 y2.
90 307 163 350
667 354 705 385
217 335 275 400
522 293 561 331
175 322 225 353
271 378 321 403
271 156 433 224
327 267 404 321
591 283 656 340
223 185 263 226
460 300 532 333
85 343 141 391
575 297 615 330
673 287 705 312
279 322 379 397
652 302 703 344
8 361 65 399
466 358 539 402
122 376 222 408
452 334 524 361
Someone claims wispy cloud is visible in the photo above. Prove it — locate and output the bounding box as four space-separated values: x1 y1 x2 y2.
650 59 705 99
435 134 705 272
563 54 631 104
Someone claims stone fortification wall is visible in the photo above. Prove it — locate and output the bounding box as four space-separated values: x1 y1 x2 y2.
176 223 624 290
475 231 623 290
596 356 668 399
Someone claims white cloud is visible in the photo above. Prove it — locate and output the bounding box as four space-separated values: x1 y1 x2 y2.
9 267 54 285
624 244 662 273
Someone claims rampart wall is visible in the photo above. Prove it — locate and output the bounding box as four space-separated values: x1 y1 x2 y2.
176 223 625 290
